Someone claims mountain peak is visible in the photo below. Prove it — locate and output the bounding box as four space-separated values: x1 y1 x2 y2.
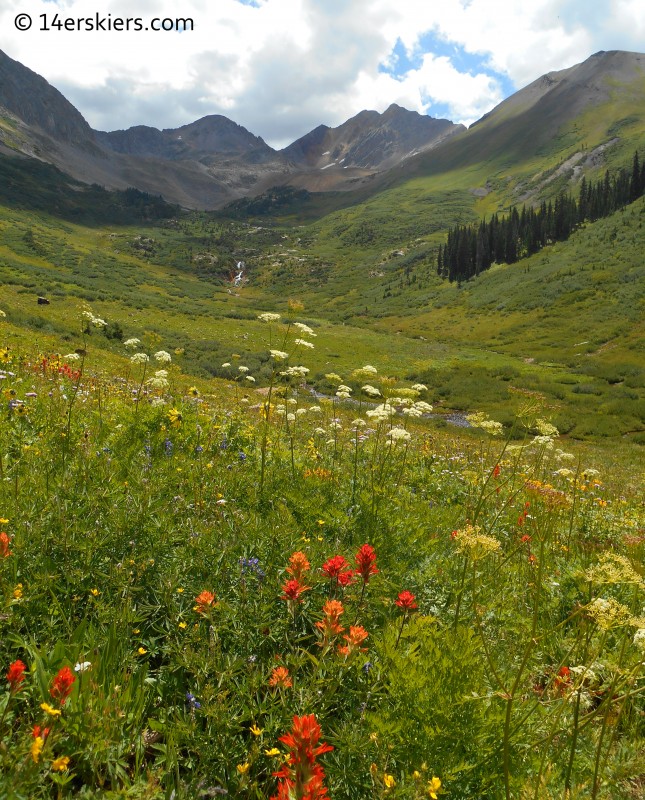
282 104 463 170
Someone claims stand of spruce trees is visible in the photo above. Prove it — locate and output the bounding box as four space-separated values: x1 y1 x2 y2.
437 151 645 283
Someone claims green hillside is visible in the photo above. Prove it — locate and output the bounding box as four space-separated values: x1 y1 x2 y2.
1 161 643 443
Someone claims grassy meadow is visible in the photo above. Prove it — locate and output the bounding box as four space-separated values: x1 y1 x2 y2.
0 307 644 799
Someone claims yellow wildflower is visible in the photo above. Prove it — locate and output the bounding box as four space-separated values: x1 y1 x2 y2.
51 755 70 772
40 702 61 717
237 762 250 775
31 736 44 763
167 408 182 427
137 647 147 656
427 776 442 798
383 773 396 788
265 748 281 757
250 723 263 736
13 583 23 599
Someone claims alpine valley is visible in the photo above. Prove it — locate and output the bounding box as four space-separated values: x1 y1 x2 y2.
1 47 643 442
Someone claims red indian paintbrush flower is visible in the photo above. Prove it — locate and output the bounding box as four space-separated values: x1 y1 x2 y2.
337 569 355 587
271 714 333 800
321 555 348 579
281 578 311 603
355 544 378 583
0 532 11 558
49 666 75 703
395 590 418 611
6 659 26 692
32 725 50 741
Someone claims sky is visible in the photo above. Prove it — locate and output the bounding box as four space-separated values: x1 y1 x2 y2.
0 0 644 148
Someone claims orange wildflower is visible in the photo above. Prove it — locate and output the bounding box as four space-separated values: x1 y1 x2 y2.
315 600 345 645
286 551 311 582
194 590 216 614
0 532 11 558
338 625 369 657
268 666 293 688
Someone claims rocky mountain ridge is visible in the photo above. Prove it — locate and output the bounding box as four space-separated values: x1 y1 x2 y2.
0 48 644 209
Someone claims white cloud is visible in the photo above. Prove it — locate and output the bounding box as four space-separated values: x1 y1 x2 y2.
0 0 642 147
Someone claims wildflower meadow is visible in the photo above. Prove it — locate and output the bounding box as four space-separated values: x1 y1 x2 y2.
0 310 643 799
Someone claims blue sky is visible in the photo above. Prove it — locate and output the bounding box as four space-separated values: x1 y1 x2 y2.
0 0 643 146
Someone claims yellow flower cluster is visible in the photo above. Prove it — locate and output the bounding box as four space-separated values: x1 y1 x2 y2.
586 597 633 630
453 524 502 560
585 553 644 589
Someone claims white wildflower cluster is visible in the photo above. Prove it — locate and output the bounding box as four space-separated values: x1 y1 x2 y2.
281 365 310 379
555 468 574 478
531 434 555 450
387 427 411 442
154 350 172 364
336 384 352 399
296 408 307 416
294 338 314 349
309 406 321 414
582 468 601 479
270 349 289 361
221 362 232 368
238 365 249 373
147 370 169 390
245 375 256 383
569 663 602 688
633 628 645 654
63 353 81 361
258 312 281 323
351 418 367 428
403 400 433 418
366 403 396 423
352 365 378 378
555 449 576 462
411 383 428 392
124 338 141 350
293 322 317 337
0 309 6 318
82 310 107 327
286 413 296 422
325 373 343 383
130 353 149 364
361 384 381 398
